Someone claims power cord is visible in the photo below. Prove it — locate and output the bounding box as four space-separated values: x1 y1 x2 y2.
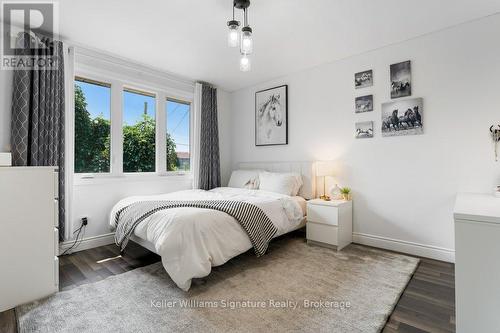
59 218 88 256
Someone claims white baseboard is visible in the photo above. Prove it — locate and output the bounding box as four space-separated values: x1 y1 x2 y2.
59 231 455 263
352 232 455 263
59 233 115 255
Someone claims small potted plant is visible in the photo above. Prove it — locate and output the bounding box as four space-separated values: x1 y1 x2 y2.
340 187 351 201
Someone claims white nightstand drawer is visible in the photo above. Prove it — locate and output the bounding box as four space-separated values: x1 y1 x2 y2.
307 222 338 246
307 204 338 226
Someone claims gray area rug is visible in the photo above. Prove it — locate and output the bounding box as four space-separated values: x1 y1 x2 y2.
17 238 418 333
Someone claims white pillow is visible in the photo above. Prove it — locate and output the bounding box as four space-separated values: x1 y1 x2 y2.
228 169 261 189
258 171 303 196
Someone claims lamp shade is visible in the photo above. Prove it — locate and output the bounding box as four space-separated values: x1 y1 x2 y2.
316 161 335 177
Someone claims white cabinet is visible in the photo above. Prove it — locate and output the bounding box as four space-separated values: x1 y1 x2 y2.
306 199 352 250
0 167 59 312
454 193 500 333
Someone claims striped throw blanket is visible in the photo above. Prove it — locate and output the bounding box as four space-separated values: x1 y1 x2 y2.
113 200 278 257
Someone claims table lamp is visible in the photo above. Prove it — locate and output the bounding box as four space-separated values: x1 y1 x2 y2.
316 161 335 200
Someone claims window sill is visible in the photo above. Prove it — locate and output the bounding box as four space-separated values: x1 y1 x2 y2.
73 173 193 186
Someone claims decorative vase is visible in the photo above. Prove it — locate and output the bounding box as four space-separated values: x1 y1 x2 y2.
329 184 342 200
342 193 350 201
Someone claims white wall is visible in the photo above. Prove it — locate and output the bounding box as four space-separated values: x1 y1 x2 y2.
0 70 13 152
230 14 500 262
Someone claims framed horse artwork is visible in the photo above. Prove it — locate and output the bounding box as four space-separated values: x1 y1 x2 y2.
255 85 288 146
390 61 411 99
381 97 423 137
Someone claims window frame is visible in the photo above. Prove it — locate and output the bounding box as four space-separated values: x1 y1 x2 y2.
165 97 192 175
73 75 113 176
122 86 158 175
73 68 194 184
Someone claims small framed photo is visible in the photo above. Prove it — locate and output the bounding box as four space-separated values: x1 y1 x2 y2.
355 70 373 89
255 85 288 146
355 121 374 139
355 95 373 113
390 60 411 98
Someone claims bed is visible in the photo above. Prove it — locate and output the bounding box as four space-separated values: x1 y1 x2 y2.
109 161 316 291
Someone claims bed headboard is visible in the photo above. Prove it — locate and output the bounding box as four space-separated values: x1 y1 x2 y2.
237 161 316 199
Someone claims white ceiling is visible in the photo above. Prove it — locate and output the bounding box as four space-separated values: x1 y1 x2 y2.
58 0 500 92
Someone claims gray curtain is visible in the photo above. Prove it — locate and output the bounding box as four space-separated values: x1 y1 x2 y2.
199 84 221 190
11 32 65 240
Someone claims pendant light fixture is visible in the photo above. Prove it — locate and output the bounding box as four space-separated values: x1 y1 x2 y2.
227 0 253 72
240 54 251 72
240 9 253 55
227 5 240 47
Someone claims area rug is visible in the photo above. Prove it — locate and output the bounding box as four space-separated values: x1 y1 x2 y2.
17 238 418 333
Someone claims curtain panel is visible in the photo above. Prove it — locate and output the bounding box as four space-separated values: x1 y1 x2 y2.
198 84 221 190
11 32 66 240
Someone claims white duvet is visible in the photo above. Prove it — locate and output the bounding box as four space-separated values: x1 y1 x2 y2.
109 187 304 291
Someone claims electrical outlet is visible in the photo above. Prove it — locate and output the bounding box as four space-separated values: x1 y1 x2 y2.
81 217 88 226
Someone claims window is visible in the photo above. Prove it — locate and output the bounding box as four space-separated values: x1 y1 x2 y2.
73 63 194 181
74 77 111 173
166 99 190 171
123 88 156 173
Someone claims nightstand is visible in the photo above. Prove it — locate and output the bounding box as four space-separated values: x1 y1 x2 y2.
306 199 352 250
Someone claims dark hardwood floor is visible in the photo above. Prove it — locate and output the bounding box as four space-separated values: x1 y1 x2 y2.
384 258 455 333
0 238 455 333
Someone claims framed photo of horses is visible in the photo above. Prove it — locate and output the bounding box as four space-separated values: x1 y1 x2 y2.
355 95 373 113
381 97 423 137
355 70 373 89
355 121 374 139
255 85 288 146
390 60 411 98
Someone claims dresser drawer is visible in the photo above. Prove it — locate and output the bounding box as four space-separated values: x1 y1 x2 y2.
307 204 338 225
54 256 59 289
307 222 338 246
54 228 59 256
54 199 59 227
53 172 59 199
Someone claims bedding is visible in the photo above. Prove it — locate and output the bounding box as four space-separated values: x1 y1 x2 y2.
109 187 303 291
258 171 303 196
227 169 261 189
114 200 277 256
292 196 307 216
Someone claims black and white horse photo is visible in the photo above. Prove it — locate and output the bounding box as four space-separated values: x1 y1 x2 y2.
355 121 374 139
381 98 423 137
355 70 373 89
355 95 373 113
255 85 288 146
390 61 411 98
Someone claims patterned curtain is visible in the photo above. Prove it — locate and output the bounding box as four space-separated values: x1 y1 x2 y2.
199 84 221 190
11 32 65 240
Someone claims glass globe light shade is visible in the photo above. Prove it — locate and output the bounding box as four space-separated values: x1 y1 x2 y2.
240 55 251 72
227 21 240 47
240 28 253 54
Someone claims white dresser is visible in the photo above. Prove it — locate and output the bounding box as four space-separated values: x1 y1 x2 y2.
454 193 500 333
306 199 352 250
0 167 59 312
